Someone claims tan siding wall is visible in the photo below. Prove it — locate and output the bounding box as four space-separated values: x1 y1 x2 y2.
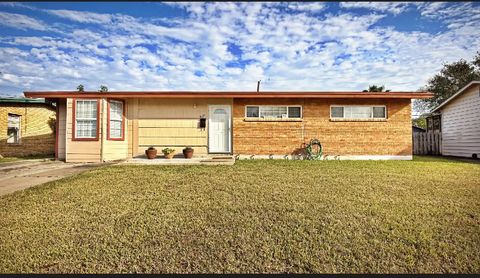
441 84 480 157
133 98 232 156
102 99 129 161
233 98 412 156
127 98 138 157
57 99 66 160
65 98 102 162
0 103 55 157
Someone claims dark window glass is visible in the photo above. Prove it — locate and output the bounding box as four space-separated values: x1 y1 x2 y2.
246 106 259 117
331 107 344 118
288 107 301 118
373 107 386 118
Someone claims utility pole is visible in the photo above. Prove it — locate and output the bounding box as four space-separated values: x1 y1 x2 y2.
257 80 261 92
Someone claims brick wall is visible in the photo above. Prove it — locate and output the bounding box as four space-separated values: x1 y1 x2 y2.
233 98 412 156
0 103 56 157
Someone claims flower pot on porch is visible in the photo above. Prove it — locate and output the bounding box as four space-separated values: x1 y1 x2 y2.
162 148 175 159
183 147 194 159
145 147 157 159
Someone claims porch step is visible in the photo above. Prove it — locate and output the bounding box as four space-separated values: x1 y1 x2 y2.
210 156 234 160
200 156 235 165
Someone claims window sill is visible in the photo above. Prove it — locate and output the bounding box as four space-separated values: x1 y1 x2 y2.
72 138 99 141
330 118 387 122
244 118 303 122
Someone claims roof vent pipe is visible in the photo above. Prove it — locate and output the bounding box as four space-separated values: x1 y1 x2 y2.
257 80 261 92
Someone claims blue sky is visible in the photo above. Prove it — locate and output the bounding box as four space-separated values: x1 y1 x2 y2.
0 1 479 96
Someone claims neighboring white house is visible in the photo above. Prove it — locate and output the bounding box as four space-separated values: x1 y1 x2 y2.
432 81 480 158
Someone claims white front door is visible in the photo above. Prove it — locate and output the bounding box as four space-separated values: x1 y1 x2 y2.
208 105 231 153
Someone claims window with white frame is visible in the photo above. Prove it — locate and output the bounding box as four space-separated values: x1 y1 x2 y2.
7 114 21 144
330 105 386 119
75 100 98 139
108 100 124 139
245 105 302 119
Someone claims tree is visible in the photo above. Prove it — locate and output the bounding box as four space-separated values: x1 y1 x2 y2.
415 51 480 113
412 117 426 129
76 84 84 92
99 85 108 92
366 85 386 92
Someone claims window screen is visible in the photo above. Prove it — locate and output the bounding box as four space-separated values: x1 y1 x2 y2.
109 100 123 139
246 106 302 119
260 106 288 118
331 106 386 119
75 100 98 138
347 106 371 118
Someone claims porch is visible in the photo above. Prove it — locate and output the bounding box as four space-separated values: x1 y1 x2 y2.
122 155 235 165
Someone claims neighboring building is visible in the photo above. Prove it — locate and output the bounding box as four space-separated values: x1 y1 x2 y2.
431 81 480 158
412 126 426 133
425 113 441 132
0 98 56 157
24 90 432 162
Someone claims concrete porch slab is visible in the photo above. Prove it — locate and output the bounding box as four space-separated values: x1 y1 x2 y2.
121 156 235 166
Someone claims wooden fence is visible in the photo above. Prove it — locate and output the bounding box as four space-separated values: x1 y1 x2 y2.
413 131 442 155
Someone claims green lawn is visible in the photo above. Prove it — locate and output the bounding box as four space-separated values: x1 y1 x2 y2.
0 155 54 164
0 157 22 164
0 156 479 273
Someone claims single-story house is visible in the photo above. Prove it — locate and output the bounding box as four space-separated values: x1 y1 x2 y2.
431 80 480 158
0 97 56 157
23 90 432 162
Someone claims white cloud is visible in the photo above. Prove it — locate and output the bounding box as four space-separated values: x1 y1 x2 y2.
418 2 480 29
340 2 411 15
0 11 47 30
47 9 113 24
0 2 38 10
287 2 326 13
0 2 479 96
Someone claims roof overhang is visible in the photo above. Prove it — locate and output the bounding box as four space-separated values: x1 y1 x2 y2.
431 81 480 113
0 97 54 106
24 91 433 99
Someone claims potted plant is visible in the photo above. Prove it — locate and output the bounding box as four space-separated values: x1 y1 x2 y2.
162 148 175 159
182 147 194 158
145 146 157 159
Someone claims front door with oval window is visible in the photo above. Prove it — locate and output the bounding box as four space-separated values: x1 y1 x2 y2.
208 105 231 153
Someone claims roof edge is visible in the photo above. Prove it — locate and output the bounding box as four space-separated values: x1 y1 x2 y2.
24 90 434 99
431 80 480 112
0 97 50 105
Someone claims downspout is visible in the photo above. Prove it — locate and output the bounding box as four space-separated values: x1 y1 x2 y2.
100 98 105 162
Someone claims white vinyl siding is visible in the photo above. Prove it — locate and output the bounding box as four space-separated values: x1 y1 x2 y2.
245 105 302 119
109 100 123 139
330 105 386 120
75 100 98 138
440 85 480 158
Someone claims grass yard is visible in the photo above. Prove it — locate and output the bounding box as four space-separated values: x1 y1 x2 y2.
0 156 479 273
0 157 21 164
0 155 54 164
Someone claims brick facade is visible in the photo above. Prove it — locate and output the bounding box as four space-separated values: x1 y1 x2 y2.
233 98 412 156
0 103 56 157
